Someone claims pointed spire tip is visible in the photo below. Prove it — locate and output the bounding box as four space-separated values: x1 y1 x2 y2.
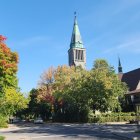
118 56 123 73
74 11 76 17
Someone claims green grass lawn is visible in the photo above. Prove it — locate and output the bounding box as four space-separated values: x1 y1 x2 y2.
0 136 5 140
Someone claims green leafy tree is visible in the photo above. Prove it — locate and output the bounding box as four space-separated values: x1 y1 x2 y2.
16 88 39 120
89 59 127 112
53 66 90 122
0 88 28 116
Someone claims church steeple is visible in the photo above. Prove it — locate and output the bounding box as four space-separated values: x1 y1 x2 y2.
118 57 123 73
70 13 83 49
68 13 86 69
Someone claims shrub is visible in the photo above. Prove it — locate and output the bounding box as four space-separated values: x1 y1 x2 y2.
88 112 136 123
98 116 136 123
0 115 8 128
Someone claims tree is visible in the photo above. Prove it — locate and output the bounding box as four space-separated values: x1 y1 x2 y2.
38 66 55 102
19 88 53 121
37 67 56 120
89 59 127 112
53 66 90 122
0 88 28 116
0 35 28 124
30 60 127 122
38 65 88 122
0 35 18 95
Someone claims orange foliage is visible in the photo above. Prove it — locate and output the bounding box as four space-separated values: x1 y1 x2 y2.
38 87 54 105
0 35 7 42
0 35 18 75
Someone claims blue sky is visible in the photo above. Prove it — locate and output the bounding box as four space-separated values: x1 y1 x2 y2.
0 0 140 93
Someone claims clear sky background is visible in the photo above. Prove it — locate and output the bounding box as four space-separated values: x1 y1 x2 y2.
0 0 140 93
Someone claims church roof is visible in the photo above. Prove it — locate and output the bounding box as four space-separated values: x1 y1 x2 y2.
121 68 140 91
70 15 84 49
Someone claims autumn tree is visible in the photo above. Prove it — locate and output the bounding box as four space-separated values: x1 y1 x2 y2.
0 35 28 123
38 67 55 115
39 65 90 122
37 66 81 121
0 35 18 95
38 65 75 108
29 60 127 122
38 66 55 98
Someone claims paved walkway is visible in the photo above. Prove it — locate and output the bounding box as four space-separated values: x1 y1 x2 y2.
0 124 29 140
5 136 30 140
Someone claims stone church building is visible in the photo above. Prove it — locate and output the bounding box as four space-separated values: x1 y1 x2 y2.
118 58 140 112
68 14 140 112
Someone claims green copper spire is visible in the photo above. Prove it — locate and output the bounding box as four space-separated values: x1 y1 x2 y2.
70 13 84 49
68 13 86 69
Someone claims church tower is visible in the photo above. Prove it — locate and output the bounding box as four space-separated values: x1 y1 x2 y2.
68 13 86 69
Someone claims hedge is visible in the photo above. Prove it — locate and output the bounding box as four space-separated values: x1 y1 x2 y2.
88 112 137 123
